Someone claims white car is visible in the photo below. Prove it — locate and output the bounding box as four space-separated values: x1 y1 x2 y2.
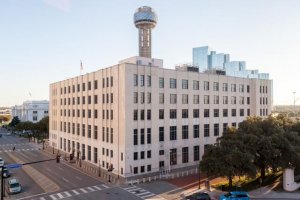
0 157 4 167
7 178 22 194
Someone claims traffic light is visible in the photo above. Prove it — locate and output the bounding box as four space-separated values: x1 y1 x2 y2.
56 155 60 163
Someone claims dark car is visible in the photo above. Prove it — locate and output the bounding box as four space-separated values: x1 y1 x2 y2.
185 192 211 200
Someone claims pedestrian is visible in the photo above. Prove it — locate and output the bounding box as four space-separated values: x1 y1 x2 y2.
13 146 15 151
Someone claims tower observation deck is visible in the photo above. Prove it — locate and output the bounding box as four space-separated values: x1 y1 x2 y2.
134 6 157 58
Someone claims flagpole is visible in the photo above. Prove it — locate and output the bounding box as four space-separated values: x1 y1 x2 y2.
80 60 83 75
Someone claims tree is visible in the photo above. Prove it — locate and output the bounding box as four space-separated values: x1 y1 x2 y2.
8 116 20 127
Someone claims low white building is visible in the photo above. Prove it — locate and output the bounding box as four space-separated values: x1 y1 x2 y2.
11 100 49 123
49 56 272 181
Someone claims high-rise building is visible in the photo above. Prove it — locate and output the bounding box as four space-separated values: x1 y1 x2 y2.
49 7 272 182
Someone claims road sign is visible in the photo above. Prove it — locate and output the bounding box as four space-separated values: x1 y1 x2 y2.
5 164 22 169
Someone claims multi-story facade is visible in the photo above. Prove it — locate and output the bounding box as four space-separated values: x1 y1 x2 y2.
49 56 272 180
11 100 49 123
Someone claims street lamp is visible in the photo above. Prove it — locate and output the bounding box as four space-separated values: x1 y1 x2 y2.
169 150 172 173
98 159 101 177
198 162 201 189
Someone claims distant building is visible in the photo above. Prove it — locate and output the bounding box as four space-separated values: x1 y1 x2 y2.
193 46 269 79
11 100 49 123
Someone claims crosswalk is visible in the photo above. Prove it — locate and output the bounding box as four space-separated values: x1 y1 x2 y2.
0 143 31 146
32 184 109 200
122 185 166 200
0 148 40 153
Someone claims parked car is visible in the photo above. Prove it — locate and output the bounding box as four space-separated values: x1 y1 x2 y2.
185 192 211 200
2 167 11 178
0 157 4 167
7 178 22 194
219 191 249 200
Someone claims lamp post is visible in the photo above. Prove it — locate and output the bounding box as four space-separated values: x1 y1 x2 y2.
79 151 82 167
169 150 172 173
98 159 101 177
198 162 201 189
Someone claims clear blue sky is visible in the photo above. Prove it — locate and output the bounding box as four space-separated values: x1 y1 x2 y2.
1 0 300 107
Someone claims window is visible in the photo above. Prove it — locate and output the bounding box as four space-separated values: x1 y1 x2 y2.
193 80 199 90
140 92 145 104
88 81 91 90
147 165 151 172
204 81 209 91
87 146 91 161
170 78 177 89
110 128 113 143
94 80 98 89
147 110 151 120
231 84 236 92
94 147 98 163
193 109 199 118
223 109 228 117
240 109 244 116
213 95 219 104
140 166 145 173
77 84 80 92
140 75 144 86
193 95 199 104
133 92 138 103
94 126 98 139
141 151 145 159
204 109 210 118
232 123 236 127
159 127 164 142
182 109 189 118
140 129 145 145
231 96 236 104
213 82 219 91
223 123 228 133
247 97 250 105
223 83 228 92
134 167 138 174
87 125 91 138
134 152 138 160
33 116 37 121
159 93 164 104
204 95 209 104
111 93 113 103
159 161 165 168
102 94 105 104
247 85 250 93
82 83 86 91
182 126 189 139
170 109 177 119
247 109 250 116
239 84 244 92
110 76 113 87
193 125 199 138
147 92 151 104
159 109 164 119
232 109 236 117
223 96 228 104
182 79 188 89
159 77 164 88
182 147 189 163
147 128 151 144
82 96 85 104
170 149 177 165
133 110 138 121
82 124 85 136
239 97 244 105
194 146 200 161
133 129 138 145
133 74 138 86
213 109 219 117
170 126 177 140
94 95 98 104
140 110 145 120
214 124 219 136
88 109 91 118
182 94 189 104
159 150 164 155
106 77 109 87
147 150 151 158
204 124 210 137
147 75 151 87
170 94 177 104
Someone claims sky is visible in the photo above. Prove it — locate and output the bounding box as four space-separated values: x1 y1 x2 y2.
1 0 300 107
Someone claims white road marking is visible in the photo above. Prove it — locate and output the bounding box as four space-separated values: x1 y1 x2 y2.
56 193 64 198
40 197 46 200
86 187 95 192
63 191 72 197
62 177 69 182
80 188 88 193
101 184 109 188
92 185 102 190
49 194 58 200
142 193 156 198
138 191 151 196
72 189 80 195
75 176 82 180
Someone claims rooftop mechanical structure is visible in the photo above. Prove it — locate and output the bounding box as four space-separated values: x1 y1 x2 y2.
134 6 157 58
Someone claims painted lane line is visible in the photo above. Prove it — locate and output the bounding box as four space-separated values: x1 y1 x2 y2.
72 189 80 195
101 184 109 188
63 191 72 197
80 188 88 193
92 185 102 190
40 197 46 200
127 188 141 192
56 193 64 198
123 186 137 190
142 193 156 198
138 191 151 196
86 187 96 192
49 194 58 200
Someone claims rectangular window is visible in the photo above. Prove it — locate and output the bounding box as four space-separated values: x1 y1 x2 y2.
133 92 138 103
141 151 145 159
231 96 236 104
193 109 199 118
239 97 244 105
223 123 228 133
170 94 177 104
159 93 164 104
82 124 85 136
240 109 244 116
103 78 105 88
133 129 138 145
133 74 138 86
193 125 199 138
204 124 210 137
239 84 244 92
247 97 250 105
159 127 164 142
159 150 164 155
140 129 145 145
88 81 91 90
106 77 109 87
204 95 209 104
133 110 138 121
94 80 98 89
88 109 91 118
247 85 250 93
140 92 145 104
170 109 177 119
223 96 228 104
147 150 151 158
213 82 219 91
170 148 177 165
170 78 177 89
110 76 113 87
194 146 200 161
247 109 250 116
223 83 228 92
87 146 91 161
182 109 188 118
111 128 113 143
213 95 219 104
111 93 113 103
134 152 138 160
213 109 219 117
147 75 151 87
82 83 85 91
204 109 210 118
159 161 165 168
232 109 236 117
159 109 164 119
193 95 199 104
204 81 209 91
193 80 199 90
140 75 145 86
159 77 164 88
182 147 189 163
147 92 151 104
94 95 98 104
94 126 98 139
231 84 236 92
182 94 188 104
182 125 189 139
214 124 219 136
147 110 151 120
140 110 145 120
223 109 228 117
88 125 91 138
94 147 98 163
147 128 151 144
170 126 177 140
182 79 188 89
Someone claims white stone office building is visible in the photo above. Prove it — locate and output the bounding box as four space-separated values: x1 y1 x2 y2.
11 100 49 123
49 56 272 180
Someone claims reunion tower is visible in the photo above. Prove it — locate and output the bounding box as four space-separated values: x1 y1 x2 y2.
134 6 158 58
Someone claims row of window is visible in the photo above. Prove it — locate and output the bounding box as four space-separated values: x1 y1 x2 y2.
59 94 113 106
60 109 113 120
134 75 251 93
260 85 268 94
